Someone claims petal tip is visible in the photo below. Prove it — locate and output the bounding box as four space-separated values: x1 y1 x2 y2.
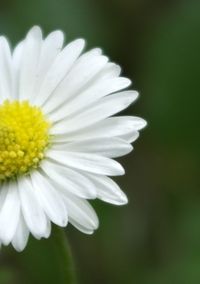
27 25 42 38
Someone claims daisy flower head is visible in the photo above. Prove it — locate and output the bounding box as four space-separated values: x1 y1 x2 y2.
0 26 146 251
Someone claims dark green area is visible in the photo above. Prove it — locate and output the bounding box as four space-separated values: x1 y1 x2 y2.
0 226 76 284
0 0 199 283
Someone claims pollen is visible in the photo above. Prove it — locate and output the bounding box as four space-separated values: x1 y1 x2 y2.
0 100 51 181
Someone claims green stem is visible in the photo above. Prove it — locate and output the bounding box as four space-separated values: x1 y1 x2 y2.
52 226 77 284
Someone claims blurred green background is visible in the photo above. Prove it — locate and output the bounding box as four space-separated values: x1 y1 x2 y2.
0 0 200 283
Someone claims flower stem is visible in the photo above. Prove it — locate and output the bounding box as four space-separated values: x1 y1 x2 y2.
52 226 77 284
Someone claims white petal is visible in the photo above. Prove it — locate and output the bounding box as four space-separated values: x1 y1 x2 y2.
53 137 133 158
53 116 145 143
12 212 29 252
32 30 64 99
43 52 108 114
12 40 24 100
41 160 96 199
48 62 123 121
18 175 49 239
0 36 13 101
49 77 130 122
47 150 125 176
43 219 51 239
100 62 121 78
34 39 85 106
0 181 20 245
0 182 8 210
86 174 128 205
30 170 68 227
62 193 99 233
19 26 42 101
120 131 140 143
69 219 95 234
51 90 136 135
87 48 102 56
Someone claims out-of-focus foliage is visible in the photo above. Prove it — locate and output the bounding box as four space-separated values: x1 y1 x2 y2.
0 0 199 283
0 226 76 284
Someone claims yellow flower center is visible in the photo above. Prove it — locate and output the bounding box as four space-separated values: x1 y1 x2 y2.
0 100 50 181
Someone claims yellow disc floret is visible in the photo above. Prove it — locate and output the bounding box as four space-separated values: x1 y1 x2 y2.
0 100 51 181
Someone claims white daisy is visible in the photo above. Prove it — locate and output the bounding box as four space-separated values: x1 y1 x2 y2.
0 26 146 251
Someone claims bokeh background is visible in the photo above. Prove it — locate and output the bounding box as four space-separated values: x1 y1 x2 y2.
0 0 199 283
